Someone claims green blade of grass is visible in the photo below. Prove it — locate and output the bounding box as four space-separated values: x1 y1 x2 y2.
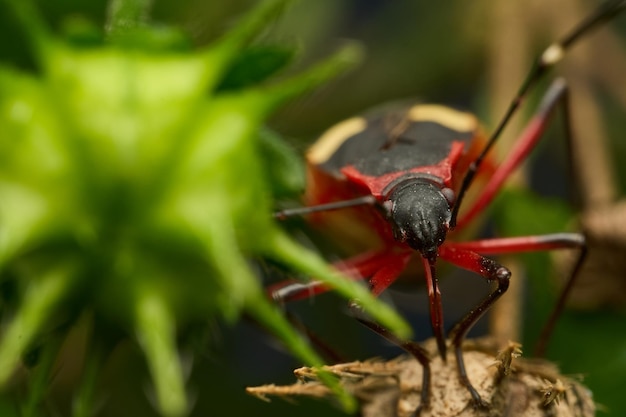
134 289 187 417
0 261 77 387
264 229 413 340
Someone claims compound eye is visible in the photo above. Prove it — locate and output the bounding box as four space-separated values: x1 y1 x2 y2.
441 187 456 205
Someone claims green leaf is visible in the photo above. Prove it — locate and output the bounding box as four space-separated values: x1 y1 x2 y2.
216 45 297 91
0 1 393 415
257 127 305 199
0 261 77 386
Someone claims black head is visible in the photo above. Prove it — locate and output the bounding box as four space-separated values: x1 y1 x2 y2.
383 178 454 259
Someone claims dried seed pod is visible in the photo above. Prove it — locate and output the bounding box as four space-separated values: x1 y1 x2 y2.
248 337 594 417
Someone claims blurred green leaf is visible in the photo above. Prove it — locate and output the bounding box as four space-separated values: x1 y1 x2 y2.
257 127 305 199
0 0 410 415
216 45 297 91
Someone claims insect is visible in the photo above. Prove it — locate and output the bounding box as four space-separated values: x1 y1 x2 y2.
270 0 626 413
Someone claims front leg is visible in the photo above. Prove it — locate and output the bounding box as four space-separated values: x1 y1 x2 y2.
349 302 431 416
438 245 511 408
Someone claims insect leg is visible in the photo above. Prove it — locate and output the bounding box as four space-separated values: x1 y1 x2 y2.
260 250 385 364
345 253 434 416
267 249 411 363
455 78 573 229
270 250 429 410
349 301 431 416
437 245 511 407
268 249 395 303
451 0 626 227
447 233 587 356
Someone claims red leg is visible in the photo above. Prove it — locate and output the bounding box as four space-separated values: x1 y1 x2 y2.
440 233 586 339
268 249 410 303
265 249 408 364
269 249 439 411
368 252 412 295
455 79 572 230
439 231 586 405
447 233 587 355
450 0 625 227
269 249 434 412
438 245 510 407
448 233 587 353
448 232 584 254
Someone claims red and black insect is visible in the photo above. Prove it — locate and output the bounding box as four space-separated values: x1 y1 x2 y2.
271 0 625 413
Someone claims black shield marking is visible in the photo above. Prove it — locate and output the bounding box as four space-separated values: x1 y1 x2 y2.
319 114 475 177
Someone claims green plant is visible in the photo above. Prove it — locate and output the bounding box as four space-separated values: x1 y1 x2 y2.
0 1 411 416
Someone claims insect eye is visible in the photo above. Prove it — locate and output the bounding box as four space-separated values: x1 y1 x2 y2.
441 188 456 205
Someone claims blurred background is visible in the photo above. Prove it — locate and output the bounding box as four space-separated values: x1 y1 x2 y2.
1 0 625 416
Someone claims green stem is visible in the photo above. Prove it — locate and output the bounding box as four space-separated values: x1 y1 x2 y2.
21 334 64 417
239 43 363 119
201 0 295 90
192 210 355 410
245 292 357 412
0 262 76 386
262 42 363 110
135 290 187 417
72 317 107 417
1 0 52 67
265 229 413 339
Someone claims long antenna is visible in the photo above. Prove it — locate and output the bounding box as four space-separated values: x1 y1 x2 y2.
450 0 626 227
